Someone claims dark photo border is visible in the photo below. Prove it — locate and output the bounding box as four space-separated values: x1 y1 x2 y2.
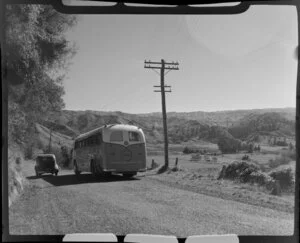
1 1 299 242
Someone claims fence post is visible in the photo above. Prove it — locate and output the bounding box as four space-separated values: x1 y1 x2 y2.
175 157 178 167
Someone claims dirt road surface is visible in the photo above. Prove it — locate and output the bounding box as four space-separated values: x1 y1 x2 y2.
9 161 294 236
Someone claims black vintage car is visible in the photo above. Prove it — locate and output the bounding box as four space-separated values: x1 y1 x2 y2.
35 154 59 177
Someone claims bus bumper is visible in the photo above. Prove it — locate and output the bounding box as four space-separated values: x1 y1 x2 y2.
103 167 147 173
103 169 117 172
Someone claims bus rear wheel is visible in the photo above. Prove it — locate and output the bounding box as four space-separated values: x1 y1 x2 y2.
74 162 81 176
90 161 95 175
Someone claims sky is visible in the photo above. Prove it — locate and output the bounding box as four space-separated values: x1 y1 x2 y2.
63 5 298 114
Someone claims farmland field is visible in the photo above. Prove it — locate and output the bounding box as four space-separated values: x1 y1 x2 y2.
145 142 295 214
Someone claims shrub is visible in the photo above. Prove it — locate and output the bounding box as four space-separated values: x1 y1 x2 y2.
61 145 71 167
24 142 34 160
36 138 44 150
183 146 198 154
268 150 296 169
268 159 281 169
190 153 202 161
217 137 241 154
218 161 259 180
217 161 297 195
248 143 254 153
247 171 275 187
183 146 191 154
183 146 204 154
269 168 294 191
218 161 276 189
170 166 180 172
275 140 288 146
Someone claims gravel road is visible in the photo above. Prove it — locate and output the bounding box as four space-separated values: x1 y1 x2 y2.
9 161 294 236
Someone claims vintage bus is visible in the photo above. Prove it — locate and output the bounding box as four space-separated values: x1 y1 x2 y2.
72 124 147 178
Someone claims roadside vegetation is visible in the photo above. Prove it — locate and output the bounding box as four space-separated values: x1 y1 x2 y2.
217 160 294 195
5 4 77 205
145 138 295 211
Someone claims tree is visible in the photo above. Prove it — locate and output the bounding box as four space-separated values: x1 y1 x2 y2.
248 143 254 153
183 146 191 154
217 137 241 154
5 5 77 143
257 145 261 152
61 145 71 167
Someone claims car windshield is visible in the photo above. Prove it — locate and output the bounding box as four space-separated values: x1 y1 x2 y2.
36 157 55 168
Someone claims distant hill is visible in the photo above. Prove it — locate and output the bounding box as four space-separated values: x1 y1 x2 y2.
141 107 295 127
40 108 295 146
228 112 295 142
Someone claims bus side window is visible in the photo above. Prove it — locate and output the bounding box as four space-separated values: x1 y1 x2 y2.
90 137 95 145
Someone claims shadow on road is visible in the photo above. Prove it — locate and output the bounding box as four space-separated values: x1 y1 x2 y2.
27 173 140 187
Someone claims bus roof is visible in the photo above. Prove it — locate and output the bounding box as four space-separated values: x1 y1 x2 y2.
75 124 141 141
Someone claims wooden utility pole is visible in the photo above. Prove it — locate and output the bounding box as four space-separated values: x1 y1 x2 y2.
144 59 179 171
48 129 52 152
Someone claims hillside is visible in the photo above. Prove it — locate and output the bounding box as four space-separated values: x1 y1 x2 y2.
34 123 74 167
228 112 295 142
40 108 295 147
140 107 295 127
35 123 74 149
